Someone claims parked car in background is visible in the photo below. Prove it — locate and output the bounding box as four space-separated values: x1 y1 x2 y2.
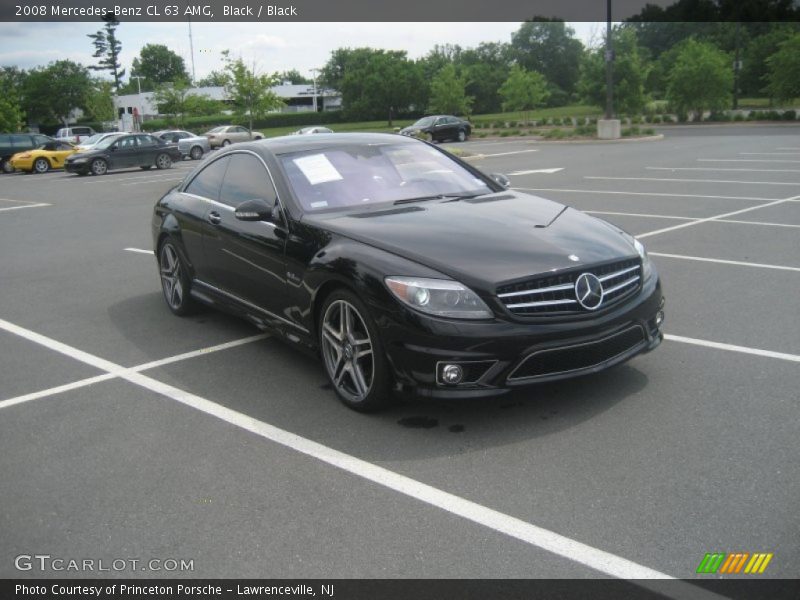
153 130 211 160
151 133 663 412
9 140 76 173
399 115 472 142
65 133 182 176
293 126 334 135
75 132 126 152
0 133 54 173
203 125 264 148
54 126 96 144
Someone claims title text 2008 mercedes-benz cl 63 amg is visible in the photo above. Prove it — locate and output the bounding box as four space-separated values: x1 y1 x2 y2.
152 133 664 411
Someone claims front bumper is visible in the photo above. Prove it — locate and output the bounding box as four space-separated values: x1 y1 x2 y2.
64 161 89 173
375 276 664 399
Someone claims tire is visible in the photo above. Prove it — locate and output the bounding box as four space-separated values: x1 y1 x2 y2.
155 153 172 170
254 135 263 140
457 129 467 142
189 146 203 160
426 132 434 143
140 165 152 170
158 239 196 316
1 160 13 174
90 158 107 176
319 289 392 412
222 139 231 147
33 158 50 174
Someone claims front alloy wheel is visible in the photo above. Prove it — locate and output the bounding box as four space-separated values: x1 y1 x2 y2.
159 241 195 315
320 291 390 411
156 153 172 169
189 146 203 160
90 158 107 175
457 129 467 142
33 158 50 173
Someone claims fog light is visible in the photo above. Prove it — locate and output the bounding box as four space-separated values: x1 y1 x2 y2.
442 364 464 385
656 311 665 328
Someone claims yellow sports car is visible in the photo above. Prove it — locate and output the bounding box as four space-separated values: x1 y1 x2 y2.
10 140 77 173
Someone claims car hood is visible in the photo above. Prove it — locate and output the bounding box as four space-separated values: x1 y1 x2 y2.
304 191 637 291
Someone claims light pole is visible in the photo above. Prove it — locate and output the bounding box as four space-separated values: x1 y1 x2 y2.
310 68 319 113
605 0 614 120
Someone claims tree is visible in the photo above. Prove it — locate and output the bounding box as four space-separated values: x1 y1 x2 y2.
510 20 584 102
184 94 224 116
153 80 192 125
427 64 473 116
195 70 229 88
221 51 284 132
87 14 124 91
578 27 649 115
84 79 116 122
0 67 26 131
498 65 549 122
23 60 91 126
322 48 423 123
740 25 798 97
460 42 513 115
666 39 733 120
277 69 311 84
764 33 800 102
130 44 189 91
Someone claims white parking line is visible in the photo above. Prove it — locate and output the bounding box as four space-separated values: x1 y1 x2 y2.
740 152 799 156
698 159 800 164
777 147 800 151
666 334 800 363
123 177 185 186
81 172 187 184
473 149 540 158
650 252 800 273
0 197 44 204
585 211 800 230
0 333 269 411
585 176 800 186
637 195 799 238
0 317 729 596
124 247 155 255
647 167 800 174
0 203 51 212
512 187 780 203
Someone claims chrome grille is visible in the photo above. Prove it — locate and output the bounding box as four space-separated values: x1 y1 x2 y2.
497 258 642 317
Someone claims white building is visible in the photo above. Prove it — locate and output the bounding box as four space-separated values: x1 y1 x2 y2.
114 84 341 124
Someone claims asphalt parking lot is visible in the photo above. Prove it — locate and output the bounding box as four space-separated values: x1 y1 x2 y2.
0 125 798 587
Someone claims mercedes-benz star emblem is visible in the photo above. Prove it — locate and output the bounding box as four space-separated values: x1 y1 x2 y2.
574 273 604 310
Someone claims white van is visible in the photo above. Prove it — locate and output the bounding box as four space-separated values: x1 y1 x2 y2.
54 126 96 144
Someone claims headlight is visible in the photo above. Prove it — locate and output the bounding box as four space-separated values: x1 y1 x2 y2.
385 277 492 319
633 237 653 281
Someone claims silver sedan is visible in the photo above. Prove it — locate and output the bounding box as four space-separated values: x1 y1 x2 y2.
153 130 211 160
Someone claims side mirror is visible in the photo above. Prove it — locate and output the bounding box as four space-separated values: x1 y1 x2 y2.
110 144 118 151
235 199 273 222
490 173 511 189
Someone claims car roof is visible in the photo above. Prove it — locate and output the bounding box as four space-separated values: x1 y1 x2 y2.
235 132 420 156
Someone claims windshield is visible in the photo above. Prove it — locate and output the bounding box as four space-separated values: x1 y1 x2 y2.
94 136 123 150
80 134 104 145
280 142 493 213
412 117 436 128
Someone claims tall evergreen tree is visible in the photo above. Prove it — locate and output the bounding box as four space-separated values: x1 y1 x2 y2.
87 14 125 92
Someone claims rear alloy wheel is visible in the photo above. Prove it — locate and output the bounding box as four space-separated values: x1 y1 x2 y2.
33 158 50 174
426 132 434 143
222 139 231 147
155 153 172 170
1 160 13 174
320 290 391 411
159 240 195 316
90 158 107 176
457 129 467 142
189 146 203 160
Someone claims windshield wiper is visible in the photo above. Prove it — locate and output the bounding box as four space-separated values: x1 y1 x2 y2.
394 193 484 205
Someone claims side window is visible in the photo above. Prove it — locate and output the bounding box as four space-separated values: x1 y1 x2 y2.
57 142 73 151
10 134 30 147
118 136 136 149
218 153 276 208
175 132 190 140
185 156 230 201
234 126 247 133
34 135 51 145
136 135 156 147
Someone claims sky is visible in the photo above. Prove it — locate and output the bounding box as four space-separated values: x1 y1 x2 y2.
0 21 605 83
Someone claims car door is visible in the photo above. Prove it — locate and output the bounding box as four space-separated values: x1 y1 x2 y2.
201 151 288 318
136 134 162 166
233 126 251 143
109 135 139 169
178 155 231 282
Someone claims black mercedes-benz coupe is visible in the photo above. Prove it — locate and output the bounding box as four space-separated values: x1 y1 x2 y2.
152 133 664 411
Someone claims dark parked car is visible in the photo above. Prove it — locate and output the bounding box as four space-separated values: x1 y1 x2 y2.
0 133 54 173
152 133 663 411
65 133 182 176
399 115 472 142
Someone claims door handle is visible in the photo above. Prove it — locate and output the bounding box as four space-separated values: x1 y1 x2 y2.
207 211 222 225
